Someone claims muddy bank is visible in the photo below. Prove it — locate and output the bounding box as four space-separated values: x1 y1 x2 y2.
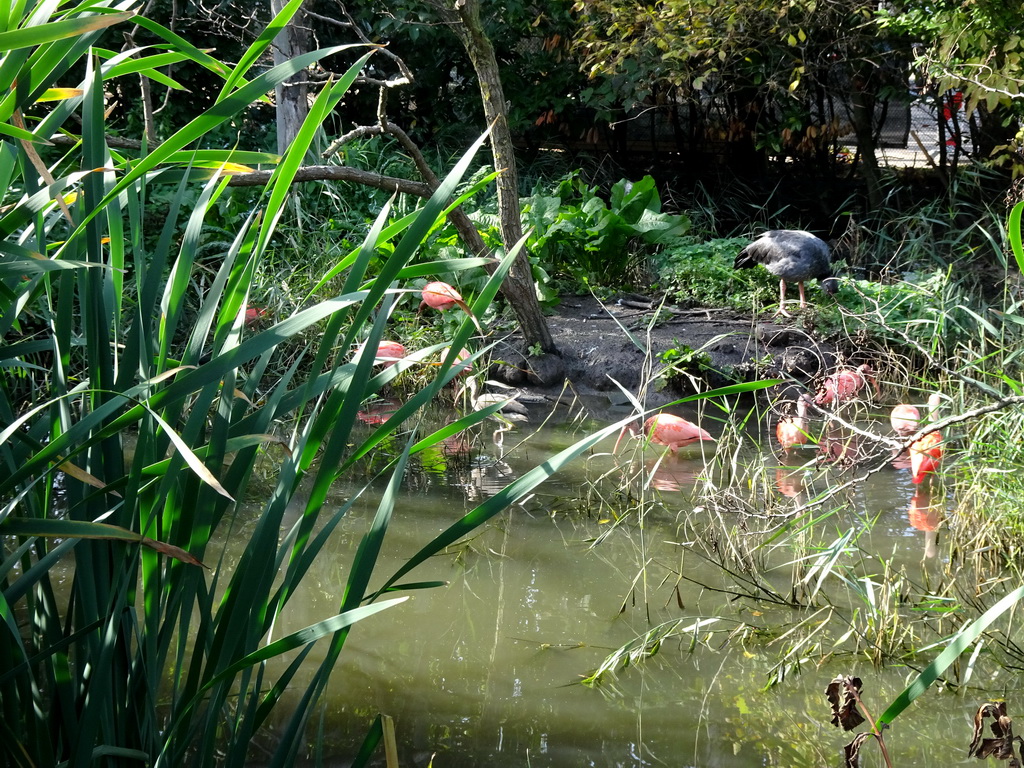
493 293 841 407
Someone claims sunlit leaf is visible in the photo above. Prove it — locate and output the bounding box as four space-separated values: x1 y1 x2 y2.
0 12 135 52
35 87 84 102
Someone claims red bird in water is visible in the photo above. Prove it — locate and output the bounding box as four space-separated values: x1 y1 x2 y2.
815 364 880 406
615 413 714 454
776 394 812 452
910 432 943 484
909 393 943 484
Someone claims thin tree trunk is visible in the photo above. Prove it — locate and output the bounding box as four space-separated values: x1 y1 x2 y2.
446 0 556 353
271 0 310 153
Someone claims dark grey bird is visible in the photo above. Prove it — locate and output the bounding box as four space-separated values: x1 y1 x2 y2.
734 229 838 316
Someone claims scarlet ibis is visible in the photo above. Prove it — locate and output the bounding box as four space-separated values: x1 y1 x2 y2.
733 230 837 316
420 281 464 311
357 339 407 367
889 403 921 436
441 346 473 378
910 432 943 484
419 280 484 333
776 394 812 452
615 413 714 454
815 364 880 406
244 305 268 327
909 393 943 484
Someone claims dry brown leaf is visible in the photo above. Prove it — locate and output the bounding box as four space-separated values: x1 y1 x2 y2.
55 457 121 496
826 675 866 731
844 731 873 768
969 701 1018 761
142 537 207 568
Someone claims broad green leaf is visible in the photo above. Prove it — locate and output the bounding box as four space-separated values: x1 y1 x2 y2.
1009 200 1024 273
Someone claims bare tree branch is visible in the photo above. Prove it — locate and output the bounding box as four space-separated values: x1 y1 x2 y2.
224 164 433 196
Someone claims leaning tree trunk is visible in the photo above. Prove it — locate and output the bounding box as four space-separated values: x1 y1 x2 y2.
271 0 310 153
446 0 556 353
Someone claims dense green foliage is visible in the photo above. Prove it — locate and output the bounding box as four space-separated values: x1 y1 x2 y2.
520 173 690 289
4 1 1024 765
878 0 1024 163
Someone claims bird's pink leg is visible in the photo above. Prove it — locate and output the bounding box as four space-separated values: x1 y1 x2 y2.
798 281 807 308
776 278 792 317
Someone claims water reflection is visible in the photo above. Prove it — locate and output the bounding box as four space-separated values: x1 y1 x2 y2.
816 423 863 466
357 396 402 425
775 466 805 500
258 399 989 766
646 453 704 492
908 488 943 559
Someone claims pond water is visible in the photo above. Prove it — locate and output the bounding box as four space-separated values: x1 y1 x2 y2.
236 396 1020 767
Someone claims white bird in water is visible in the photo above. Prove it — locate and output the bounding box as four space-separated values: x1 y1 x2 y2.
734 229 837 316
455 377 533 451
455 377 530 422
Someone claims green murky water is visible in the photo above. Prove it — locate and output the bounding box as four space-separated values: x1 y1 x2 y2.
235 398 1020 766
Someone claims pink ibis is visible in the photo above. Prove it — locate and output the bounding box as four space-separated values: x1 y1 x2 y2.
815 364 880 406
615 413 714 454
889 403 921 436
776 394 812 452
419 280 484 333
420 281 463 311
357 339 407 368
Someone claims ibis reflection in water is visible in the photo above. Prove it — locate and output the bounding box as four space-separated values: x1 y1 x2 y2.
908 488 942 559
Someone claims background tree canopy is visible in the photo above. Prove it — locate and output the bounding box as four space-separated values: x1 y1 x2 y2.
106 0 1022 214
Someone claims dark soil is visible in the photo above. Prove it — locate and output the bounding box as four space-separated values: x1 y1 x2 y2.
493 293 840 407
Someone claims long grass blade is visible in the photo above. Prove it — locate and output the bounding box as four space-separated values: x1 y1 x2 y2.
876 582 1024 725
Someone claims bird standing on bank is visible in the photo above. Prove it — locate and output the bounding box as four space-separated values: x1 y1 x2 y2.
733 230 837 316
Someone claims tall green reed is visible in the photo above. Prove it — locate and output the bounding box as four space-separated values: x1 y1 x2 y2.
0 4 635 765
